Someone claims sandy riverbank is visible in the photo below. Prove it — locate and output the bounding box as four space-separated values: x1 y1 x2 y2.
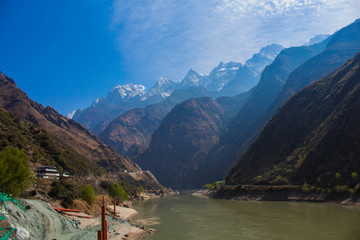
64 203 154 240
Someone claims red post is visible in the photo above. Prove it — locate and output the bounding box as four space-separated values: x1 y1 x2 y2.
101 196 107 240
98 230 102 240
114 196 116 217
104 220 108 240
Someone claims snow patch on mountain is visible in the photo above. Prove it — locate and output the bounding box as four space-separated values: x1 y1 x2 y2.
205 62 243 92
145 77 176 98
67 110 77 119
111 83 147 99
178 69 209 89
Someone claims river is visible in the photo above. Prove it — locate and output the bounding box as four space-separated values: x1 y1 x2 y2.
132 193 360 240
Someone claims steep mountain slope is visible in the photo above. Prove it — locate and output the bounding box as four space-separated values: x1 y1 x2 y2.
136 91 252 188
227 53 360 185
0 71 137 172
100 87 209 156
0 107 100 175
262 19 360 124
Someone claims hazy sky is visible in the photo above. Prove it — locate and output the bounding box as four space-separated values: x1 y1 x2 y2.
0 0 359 115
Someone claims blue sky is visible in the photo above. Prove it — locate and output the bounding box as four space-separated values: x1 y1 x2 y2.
0 0 359 115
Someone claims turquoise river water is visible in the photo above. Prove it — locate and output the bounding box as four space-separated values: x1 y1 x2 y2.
132 193 360 240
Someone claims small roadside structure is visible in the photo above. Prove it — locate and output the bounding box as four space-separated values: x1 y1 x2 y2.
36 166 61 179
62 172 70 178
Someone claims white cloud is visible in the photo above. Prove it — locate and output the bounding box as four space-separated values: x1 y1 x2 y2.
111 0 360 85
216 0 357 18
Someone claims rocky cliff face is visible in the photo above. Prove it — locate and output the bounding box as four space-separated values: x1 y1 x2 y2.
227 53 360 186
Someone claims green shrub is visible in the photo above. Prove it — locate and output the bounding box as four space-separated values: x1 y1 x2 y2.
202 181 224 191
351 172 358 182
333 185 349 193
202 183 215 190
136 186 144 193
80 184 96 204
109 183 128 203
118 181 139 196
0 146 33 196
301 182 310 193
316 177 321 185
348 189 355 195
335 173 342 183
49 180 76 207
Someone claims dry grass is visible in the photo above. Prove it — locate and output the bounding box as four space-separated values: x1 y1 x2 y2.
72 195 114 217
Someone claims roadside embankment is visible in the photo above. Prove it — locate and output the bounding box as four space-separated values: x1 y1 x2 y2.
1 198 152 240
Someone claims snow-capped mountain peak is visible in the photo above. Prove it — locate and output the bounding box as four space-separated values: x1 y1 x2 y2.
146 77 177 98
178 69 209 88
111 83 147 99
205 62 243 92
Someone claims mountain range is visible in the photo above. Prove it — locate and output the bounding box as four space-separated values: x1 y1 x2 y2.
70 44 284 135
133 19 360 188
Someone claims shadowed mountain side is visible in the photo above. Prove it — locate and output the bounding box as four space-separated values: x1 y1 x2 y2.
99 87 209 157
224 39 330 149
257 19 360 132
227 53 360 185
136 90 252 188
